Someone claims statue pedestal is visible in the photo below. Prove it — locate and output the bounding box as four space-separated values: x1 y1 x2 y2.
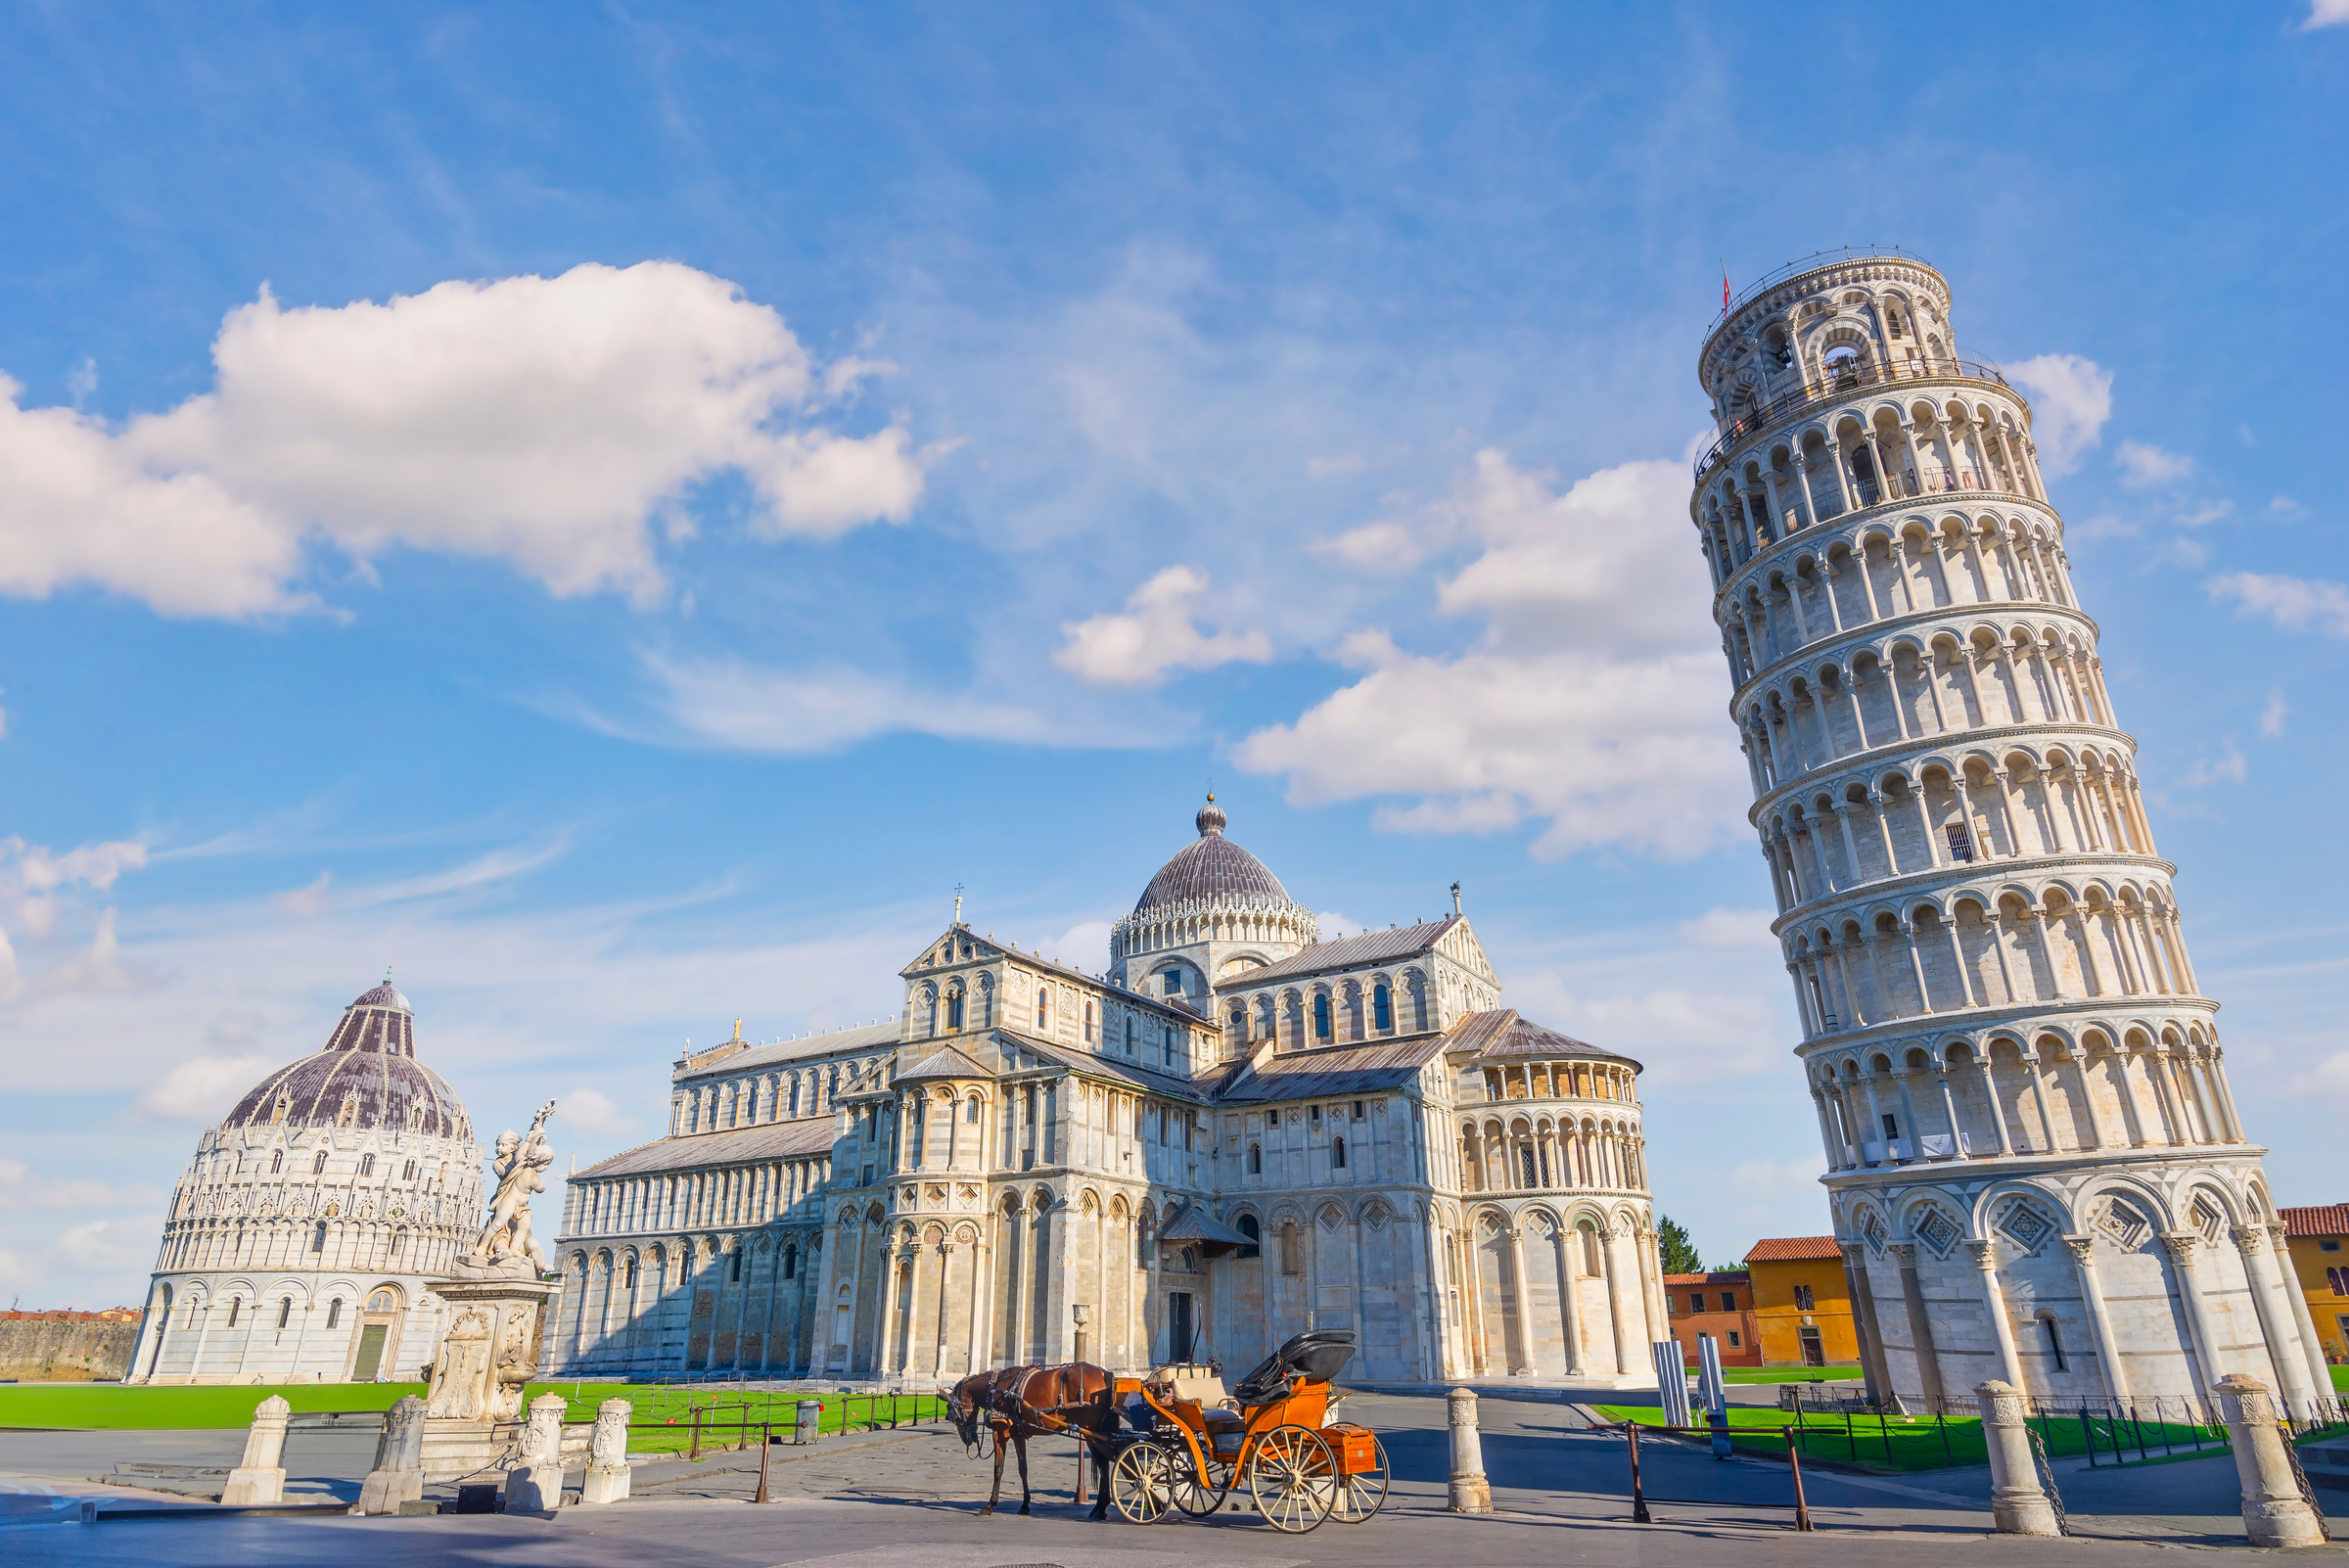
418 1274 560 1483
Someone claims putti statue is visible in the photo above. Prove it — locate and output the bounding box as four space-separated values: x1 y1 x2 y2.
455 1100 555 1279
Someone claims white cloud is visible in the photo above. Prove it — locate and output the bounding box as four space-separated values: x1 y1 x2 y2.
1033 920 1115 978
1236 452 1745 860
129 1053 281 1127
1054 566 1274 689
2206 572 2349 638
2305 0 2349 28
646 653 1059 753
2004 354 2111 476
0 1160 160 1212
558 1087 637 1142
2294 1051 2349 1099
52 1215 158 1274
1677 907 1776 948
2260 689 2288 739
0 263 939 618
2115 439 2194 488
2181 742 2246 789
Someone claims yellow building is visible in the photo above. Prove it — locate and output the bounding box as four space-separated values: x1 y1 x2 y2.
1743 1236 1860 1368
2281 1203 2349 1365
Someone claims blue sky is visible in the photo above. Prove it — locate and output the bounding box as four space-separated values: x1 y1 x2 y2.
4 3 2346 1307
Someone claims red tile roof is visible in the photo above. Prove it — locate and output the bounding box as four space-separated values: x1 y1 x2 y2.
2281 1204 2349 1239
1664 1271 1749 1285
1744 1235 1843 1263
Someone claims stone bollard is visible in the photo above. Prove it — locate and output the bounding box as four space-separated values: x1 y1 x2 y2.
1975 1380 2059 1536
221 1395 292 1505
503 1393 570 1513
1447 1387 1492 1514
356 1395 427 1515
578 1399 633 1504
2213 1373 2326 1548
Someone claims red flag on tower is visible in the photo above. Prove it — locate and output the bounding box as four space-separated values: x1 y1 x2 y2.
1722 261 1731 313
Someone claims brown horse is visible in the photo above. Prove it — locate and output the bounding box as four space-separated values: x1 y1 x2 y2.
944 1361 1116 1518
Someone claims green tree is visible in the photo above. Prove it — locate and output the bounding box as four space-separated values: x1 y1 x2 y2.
1657 1215 1704 1275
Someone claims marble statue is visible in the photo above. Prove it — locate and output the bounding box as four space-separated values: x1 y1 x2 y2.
455 1100 555 1280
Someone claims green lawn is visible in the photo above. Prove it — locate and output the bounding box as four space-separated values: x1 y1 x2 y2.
0 1380 944 1453
1721 1366 1864 1385
2335 1363 2349 1393
1591 1403 2228 1473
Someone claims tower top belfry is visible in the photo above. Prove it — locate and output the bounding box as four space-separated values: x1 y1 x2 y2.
1686 254 2322 1420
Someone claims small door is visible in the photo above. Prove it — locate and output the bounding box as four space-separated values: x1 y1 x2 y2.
1798 1325 1824 1366
689 1289 716 1368
353 1323 388 1381
1169 1291 1195 1363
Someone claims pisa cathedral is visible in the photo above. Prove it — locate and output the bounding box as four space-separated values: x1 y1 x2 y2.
1695 252 2331 1415
551 798 1670 1385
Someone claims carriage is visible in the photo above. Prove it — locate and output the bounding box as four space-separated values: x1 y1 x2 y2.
1104 1328 1390 1533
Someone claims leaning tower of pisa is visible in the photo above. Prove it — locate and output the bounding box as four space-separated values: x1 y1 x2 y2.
1689 251 2330 1416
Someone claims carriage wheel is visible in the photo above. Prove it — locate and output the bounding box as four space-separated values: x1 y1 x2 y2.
1247 1424 1337 1534
1170 1452 1225 1517
1109 1442 1174 1525
1328 1435 1389 1524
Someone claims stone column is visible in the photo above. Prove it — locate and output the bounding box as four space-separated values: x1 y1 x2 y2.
2271 1222 2337 1414
932 1240 955 1379
1839 1243 1891 1405
1504 1225 1533 1374
1599 1222 1635 1376
357 1394 427 1514
968 1232 992 1375
2213 1374 2326 1547
1966 1240 2026 1389
2062 1236 2130 1402
221 1395 291 1505
1446 1388 1492 1514
1888 1244 1946 1404
2160 1231 2226 1412
579 1398 632 1504
2232 1225 2317 1412
1976 1379 2060 1535
504 1393 569 1512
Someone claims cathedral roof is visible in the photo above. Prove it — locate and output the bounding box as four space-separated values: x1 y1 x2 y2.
220 982 473 1141
1212 1029 1452 1104
576 1115 838 1179
1133 796 1295 914
1226 916 1462 988
1446 1009 1642 1073
898 1043 995 1083
674 1018 903 1083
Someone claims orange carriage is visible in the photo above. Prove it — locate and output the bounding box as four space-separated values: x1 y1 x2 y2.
1104 1329 1389 1533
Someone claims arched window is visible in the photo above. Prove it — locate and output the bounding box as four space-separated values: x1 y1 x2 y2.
2039 1314 2066 1372
367 1289 396 1314
1313 993 1332 1040
1126 1018 1135 1056
359 1154 375 1177
1248 1143 1262 1175
1037 990 1051 1030
313 1150 329 1175
326 1299 342 1329
1279 1222 1302 1275
1163 1026 1175 1067
1236 1214 1262 1259
729 1250 743 1283
312 1221 328 1252
1084 1000 1096 1043
1373 985 1392 1032
965 1095 982 1124
270 1150 284 1175
277 1298 292 1329
946 989 964 1029
783 1245 799 1281
226 1299 241 1328
1519 1146 1537 1186
1228 1005 1245 1037
789 1079 803 1118
1332 1137 1347 1170
623 1257 638 1288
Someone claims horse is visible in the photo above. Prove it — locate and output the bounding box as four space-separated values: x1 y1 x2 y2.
944 1361 1116 1518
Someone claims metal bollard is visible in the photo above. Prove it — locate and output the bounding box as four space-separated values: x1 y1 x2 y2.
1975 1380 2059 1536
2213 1373 2326 1547
1447 1387 1492 1514
1698 1336 1731 1460
1652 1341 1691 1428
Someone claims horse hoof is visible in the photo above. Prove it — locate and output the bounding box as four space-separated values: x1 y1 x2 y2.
1018 1505 1031 1516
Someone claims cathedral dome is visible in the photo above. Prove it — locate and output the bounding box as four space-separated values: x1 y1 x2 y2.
1134 795 1293 913
220 981 473 1141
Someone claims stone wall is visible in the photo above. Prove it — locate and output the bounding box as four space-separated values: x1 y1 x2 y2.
0 1314 142 1381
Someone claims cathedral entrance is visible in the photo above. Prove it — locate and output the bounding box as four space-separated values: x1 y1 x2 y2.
352 1324 388 1380
1168 1291 1195 1362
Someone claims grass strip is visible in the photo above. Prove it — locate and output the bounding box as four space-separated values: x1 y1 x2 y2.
1589 1403 2226 1473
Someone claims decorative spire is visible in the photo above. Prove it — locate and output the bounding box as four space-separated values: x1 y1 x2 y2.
954 882 965 923
1451 881 1462 915
1196 791 1226 838
731 1017 744 1042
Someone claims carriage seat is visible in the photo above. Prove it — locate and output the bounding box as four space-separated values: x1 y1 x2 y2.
1149 1366 1247 1453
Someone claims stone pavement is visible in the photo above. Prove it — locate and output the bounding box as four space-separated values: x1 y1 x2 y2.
4 1390 2339 1561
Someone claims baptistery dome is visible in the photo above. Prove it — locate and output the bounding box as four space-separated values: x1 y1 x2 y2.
223 981 473 1142
126 979 484 1387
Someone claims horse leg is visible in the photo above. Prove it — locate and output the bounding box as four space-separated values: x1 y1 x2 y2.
1087 1436 1110 1521
1015 1431 1032 1515
983 1429 1005 1516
